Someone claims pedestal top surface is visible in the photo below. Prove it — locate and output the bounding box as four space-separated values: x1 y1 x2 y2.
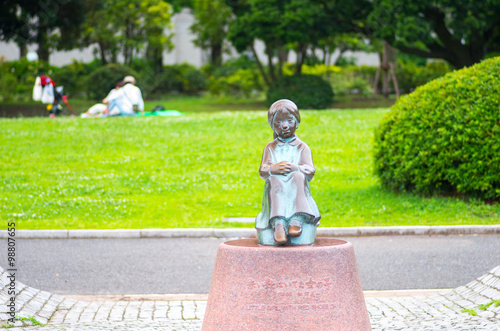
223 237 348 248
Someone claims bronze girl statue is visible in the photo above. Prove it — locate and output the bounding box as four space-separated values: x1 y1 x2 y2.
256 99 320 245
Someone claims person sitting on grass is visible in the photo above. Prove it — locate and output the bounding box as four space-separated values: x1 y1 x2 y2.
106 76 144 116
81 81 125 118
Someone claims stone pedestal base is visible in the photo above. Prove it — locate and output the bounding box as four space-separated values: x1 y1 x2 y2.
202 238 371 331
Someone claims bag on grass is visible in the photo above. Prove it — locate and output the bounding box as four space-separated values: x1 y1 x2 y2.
41 84 55 104
32 77 42 101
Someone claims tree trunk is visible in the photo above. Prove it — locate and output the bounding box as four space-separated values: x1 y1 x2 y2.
333 46 348 66
146 43 163 73
394 7 484 69
18 42 27 59
211 42 223 67
295 43 307 75
251 44 270 86
37 25 49 62
277 44 288 78
98 42 108 65
266 45 276 82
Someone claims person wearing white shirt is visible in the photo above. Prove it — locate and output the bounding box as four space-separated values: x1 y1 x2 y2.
107 76 144 116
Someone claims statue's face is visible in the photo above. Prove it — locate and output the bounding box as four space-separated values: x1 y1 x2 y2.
273 109 296 139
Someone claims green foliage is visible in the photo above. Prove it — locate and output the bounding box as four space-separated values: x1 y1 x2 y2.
152 65 184 94
86 64 138 100
327 65 376 96
369 0 500 68
0 73 17 102
374 57 500 200
181 67 207 95
82 0 173 65
461 309 477 316
148 63 207 95
0 59 56 101
0 0 86 61
207 56 264 97
16 316 45 327
208 69 263 97
395 61 452 93
266 74 334 109
227 0 371 78
51 60 101 97
478 300 500 310
190 0 232 66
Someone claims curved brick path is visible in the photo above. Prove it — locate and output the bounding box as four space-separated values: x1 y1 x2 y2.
1 266 499 330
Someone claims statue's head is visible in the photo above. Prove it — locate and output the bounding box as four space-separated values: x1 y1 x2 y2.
268 99 300 139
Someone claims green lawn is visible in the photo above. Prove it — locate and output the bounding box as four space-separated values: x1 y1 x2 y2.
1 108 499 229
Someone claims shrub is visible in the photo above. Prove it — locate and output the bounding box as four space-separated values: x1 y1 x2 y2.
207 56 263 97
149 63 206 95
208 68 263 97
152 65 184 94
373 57 500 199
0 73 18 102
395 61 452 93
0 59 56 101
266 74 334 109
51 60 100 97
181 67 207 94
86 64 137 100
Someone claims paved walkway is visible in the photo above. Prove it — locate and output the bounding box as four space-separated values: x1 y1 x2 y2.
1 266 499 330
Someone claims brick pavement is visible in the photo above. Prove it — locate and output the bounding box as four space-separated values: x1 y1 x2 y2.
1 266 499 330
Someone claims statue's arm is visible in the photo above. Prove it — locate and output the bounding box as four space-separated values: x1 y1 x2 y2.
259 146 272 180
298 145 315 181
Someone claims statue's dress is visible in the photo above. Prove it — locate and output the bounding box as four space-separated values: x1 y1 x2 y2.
256 136 321 230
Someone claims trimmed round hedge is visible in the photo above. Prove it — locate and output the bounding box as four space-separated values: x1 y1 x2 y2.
374 57 500 199
266 74 334 109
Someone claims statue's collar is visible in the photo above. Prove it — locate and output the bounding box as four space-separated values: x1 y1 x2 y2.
276 135 299 145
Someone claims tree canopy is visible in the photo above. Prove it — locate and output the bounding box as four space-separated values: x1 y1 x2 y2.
82 0 173 67
369 0 500 68
190 0 232 67
226 0 371 83
0 0 86 61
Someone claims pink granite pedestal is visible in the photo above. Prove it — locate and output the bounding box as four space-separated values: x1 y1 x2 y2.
202 238 371 331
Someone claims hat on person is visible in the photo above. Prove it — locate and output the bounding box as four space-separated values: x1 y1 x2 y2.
123 76 136 84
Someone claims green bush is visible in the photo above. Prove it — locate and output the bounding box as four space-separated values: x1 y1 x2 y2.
395 61 451 93
86 63 137 100
208 68 263 97
373 57 500 199
181 67 207 95
151 65 184 94
51 60 100 97
206 56 263 97
0 73 18 102
266 74 334 109
0 59 56 101
148 63 206 95
322 65 376 96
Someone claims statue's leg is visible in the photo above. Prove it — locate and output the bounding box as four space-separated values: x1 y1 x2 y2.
272 218 287 245
288 217 302 237
289 213 317 246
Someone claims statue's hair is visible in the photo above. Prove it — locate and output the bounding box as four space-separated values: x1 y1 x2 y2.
268 99 300 139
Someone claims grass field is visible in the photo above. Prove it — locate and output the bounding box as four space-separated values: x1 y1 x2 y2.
1 108 499 229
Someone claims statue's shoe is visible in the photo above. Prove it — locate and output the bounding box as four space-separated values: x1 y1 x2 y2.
273 222 287 245
288 219 302 237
